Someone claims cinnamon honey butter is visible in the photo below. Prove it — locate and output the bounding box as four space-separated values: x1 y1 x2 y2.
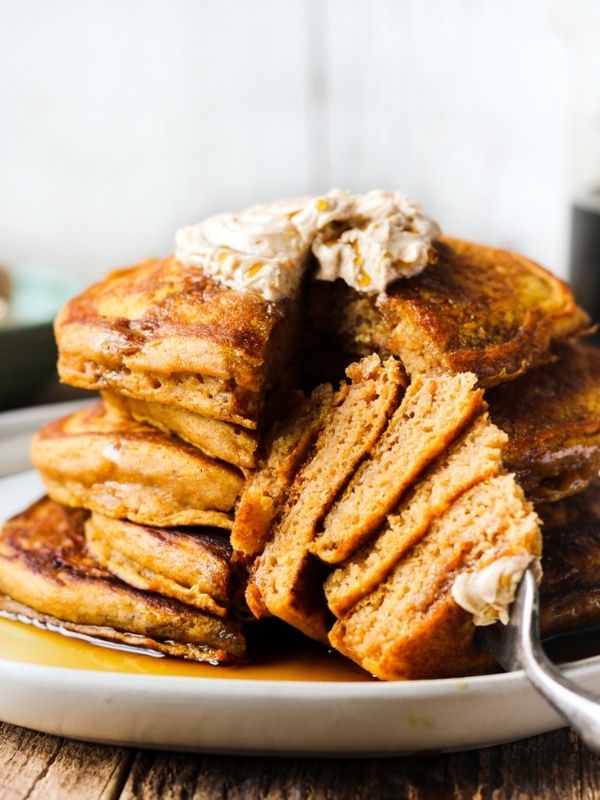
452 554 540 626
175 189 441 302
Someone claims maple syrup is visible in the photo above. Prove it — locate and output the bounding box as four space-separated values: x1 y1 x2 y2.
0 615 373 682
2 611 599 684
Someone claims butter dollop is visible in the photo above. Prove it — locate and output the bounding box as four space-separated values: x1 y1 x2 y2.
451 554 538 626
175 189 440 302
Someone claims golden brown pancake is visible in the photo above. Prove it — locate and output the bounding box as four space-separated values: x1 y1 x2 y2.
329 475 541 680
311 371 484 564
326 478 600 680
0 498 246 663
247 355 405 641
85 512 234 617
538 480 600 634
487 341 600 503
247 367 487 645
102 391 258 471
31 402 244 528
306 237 590 389
231 384 336 556
380 237 590 386
55 257 297 429
324 412 507 617
241 355 542 679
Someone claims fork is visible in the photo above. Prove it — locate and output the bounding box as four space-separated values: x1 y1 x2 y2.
478 566 600 752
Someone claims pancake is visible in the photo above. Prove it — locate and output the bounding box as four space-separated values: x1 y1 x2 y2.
243 359 541 679
103 391 258 471
231 385 336 556
85 513 234 617
31 402 244 528
312 371 484 564
247 355 405 641
55 257 297 429
306 236 590 389
538 480 600 633
381 236 590 386
0 498 246 662
329 475 541 680
247 366 488 643
487 341 600 503
324 412 507 617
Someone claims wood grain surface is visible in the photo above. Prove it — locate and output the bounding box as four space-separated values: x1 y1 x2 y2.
1 722 599 800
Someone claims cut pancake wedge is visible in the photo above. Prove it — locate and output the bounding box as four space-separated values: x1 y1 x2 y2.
325 412 507 617
329 475 541 680
312 372 484 564
247 355 406 641
231 385 336 556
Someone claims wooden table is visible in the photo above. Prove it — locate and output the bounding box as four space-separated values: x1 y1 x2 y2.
0 722 598 799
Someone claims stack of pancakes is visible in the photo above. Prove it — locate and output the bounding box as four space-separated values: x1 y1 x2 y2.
2 234 600 679
0 257 300 663
236 357 540 678
235 238 600 679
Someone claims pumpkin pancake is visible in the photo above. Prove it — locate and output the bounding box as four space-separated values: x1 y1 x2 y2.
329 475 541 680
103 391 258 471
247 355 405 641
538 479 600 633
487 341 600 503
231 384 337 557
31 402 244 528
55 257 297 429
306 236 590 388
381 236 590 387
312 371 484 564
85 512 234 617
324 412 507 617
0 498 246 663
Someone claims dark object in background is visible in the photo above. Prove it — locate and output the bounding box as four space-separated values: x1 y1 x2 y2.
0 321 58 410
570 192 600 335
0 266 82 410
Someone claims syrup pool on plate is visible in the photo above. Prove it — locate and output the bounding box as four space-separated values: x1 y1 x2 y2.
0 615 374 682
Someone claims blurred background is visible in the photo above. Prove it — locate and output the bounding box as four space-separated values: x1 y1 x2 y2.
0 0 600 407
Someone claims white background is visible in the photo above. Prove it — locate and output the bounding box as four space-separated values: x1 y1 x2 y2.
1 0 599 282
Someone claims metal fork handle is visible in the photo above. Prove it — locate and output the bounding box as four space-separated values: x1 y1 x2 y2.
515 569 600 752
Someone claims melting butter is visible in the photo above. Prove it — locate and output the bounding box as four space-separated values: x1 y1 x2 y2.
451 554 540 626
175 189 440 302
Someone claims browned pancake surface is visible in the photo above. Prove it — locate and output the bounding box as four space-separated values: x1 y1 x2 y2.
379 237 589 386
538 480 600 634
488 342 600 502
85 512 233 617
0 498 245 662
31 402 243 528
55 258 295 427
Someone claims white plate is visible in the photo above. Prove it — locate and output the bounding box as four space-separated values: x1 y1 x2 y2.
0 410 596 755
